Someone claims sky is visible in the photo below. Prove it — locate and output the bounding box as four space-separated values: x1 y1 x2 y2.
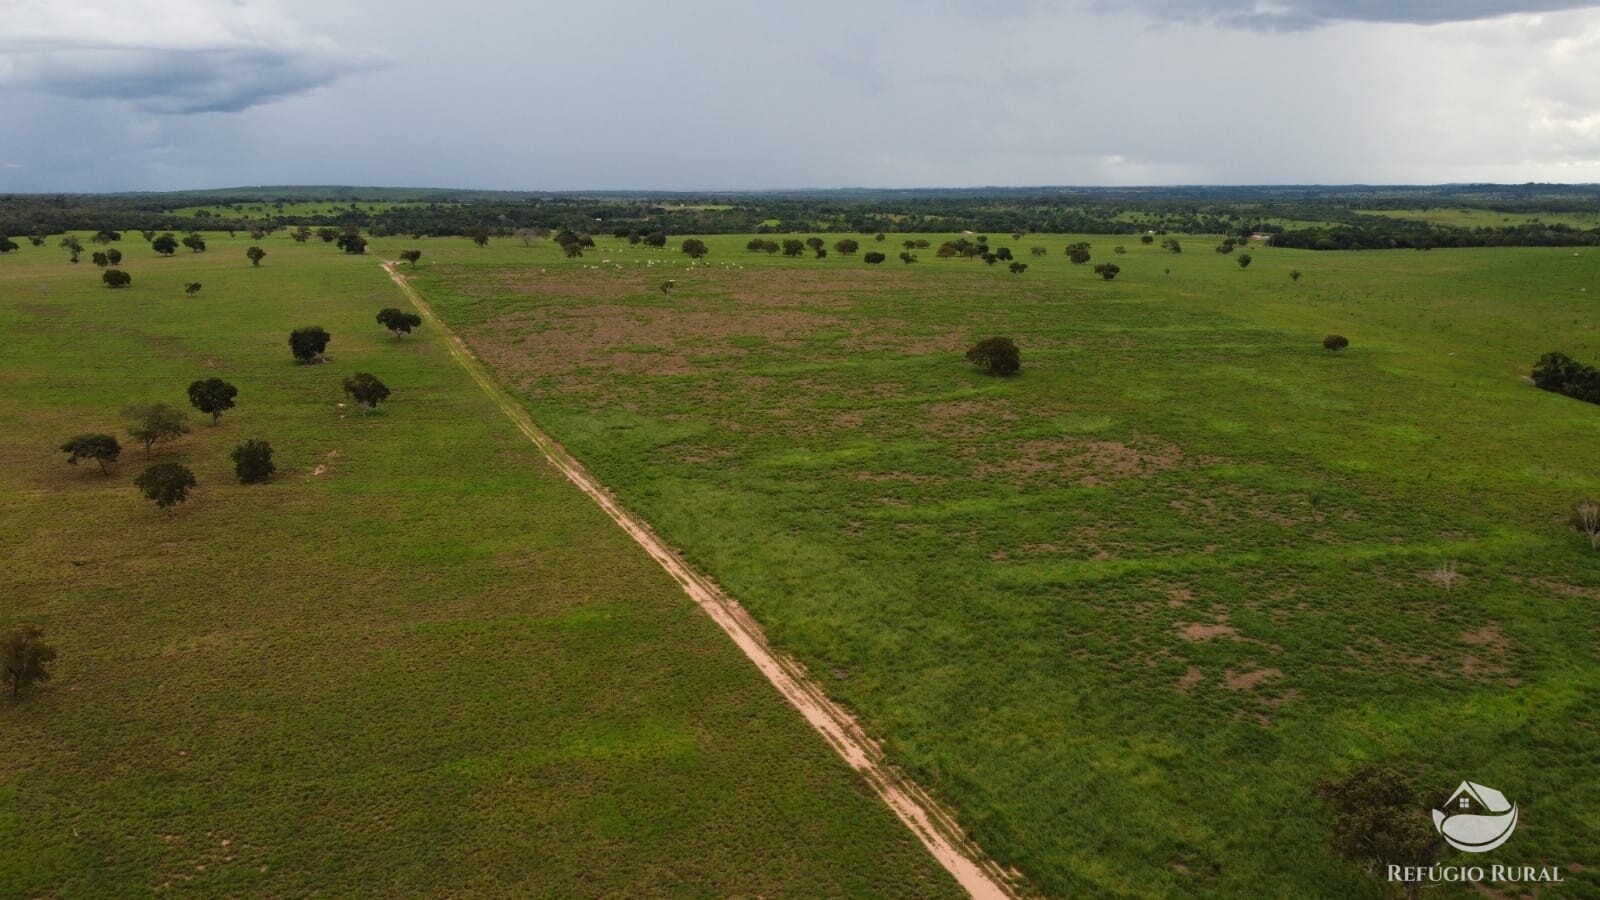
3 0 1600 192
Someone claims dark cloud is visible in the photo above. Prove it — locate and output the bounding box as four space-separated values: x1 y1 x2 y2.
3 47 383 114
1096 0 1599 29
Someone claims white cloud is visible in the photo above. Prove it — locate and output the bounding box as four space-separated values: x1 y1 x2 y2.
0 0 384 113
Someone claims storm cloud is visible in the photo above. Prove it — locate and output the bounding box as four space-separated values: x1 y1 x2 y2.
2 0 1599 191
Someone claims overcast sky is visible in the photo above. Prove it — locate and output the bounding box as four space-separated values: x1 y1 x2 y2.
3 0 1600 192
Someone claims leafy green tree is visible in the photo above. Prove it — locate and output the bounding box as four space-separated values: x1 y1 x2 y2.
291 227 312 243
123 403 189 456
185 282 202 295
187 378 238 423
1069 248 1091 264
1141 234 1155 244
864 251 886 264
91 251 109 267
246 246 266 266
1113 246 1127 255
1237 253 1253 268
92 229 120 244
1290 269 1303 282
181 233 207 253
289 326 332 364
2 626 58 699
1323 334 1349 351
900 251 918 264
60 235 83 262
966 337 1020 376
805 237 825 253
681 238 709 259
231 439 276 484
0 236 19 253
1215 241 1235 255
342 373 391 412
106 248 121 264
135 463 197 513
1161 238 1183 254
1008 261 1028 274
316 227 340 243
102 269 131 288
643 231 667 248
833 239 860 255
61 433 121 474
782 239 806 257
336 233 368 255
1094 263 1121 280
467 227 490 247
745 238 767 252
1315 765 1439 900
376 307 422 338
399 249 422 265
152 233 178 256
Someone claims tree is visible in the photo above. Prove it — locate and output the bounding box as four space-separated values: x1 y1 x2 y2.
246 246 267 266
399 249 422 265
1008 262 1028 274
900 252 918 264
1315 764 1439 900
815 247 827 259
745 238 767 252
864 251 886 264
1141 234 1155 244
152 233 179 256
92 251 109 268
966 337 1020 376
806 237 825 253
376 307 422 338
1323 334 1350 351
467 227 490 247
1031 246 1047 257
995 247 1013 261
1161 238 1183 254
1237 253 1253 268
342 373 391 412
187 378 238 423
61 433 121 474
231 439 276 484
834 239 860 255
92 229 120 244
2 626 57 699
289 326 332 364
0 236 19 253
1113 246 1127 255
291 227 312 243
1290 269 1303 282
1572 500 1600 549
562 241 583 259
1094 263 1121 280
336 233 368 255
659 279 675 295
316 227 340 243
106 248 122 264
135 462 197 513
123 403 189 456
782 239 806 257
643 231 667 248
185 282 202 295
182 233 207 253
1215 241 1235 255
102 269 131 288
60 235 83 263
1069 248 1091 265
681 238 709 259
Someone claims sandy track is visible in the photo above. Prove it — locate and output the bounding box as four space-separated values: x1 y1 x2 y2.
380 262 1018 899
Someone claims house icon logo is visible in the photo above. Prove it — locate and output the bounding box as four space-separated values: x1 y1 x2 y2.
1433 782 1518 853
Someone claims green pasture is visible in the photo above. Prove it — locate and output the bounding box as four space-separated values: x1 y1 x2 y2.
1360 208 1600 229
400 230 1600 897
0 234 958 898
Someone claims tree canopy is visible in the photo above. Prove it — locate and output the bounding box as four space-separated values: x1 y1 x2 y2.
2 626 58 699
123 403 189 456
61 433 121 474
289 326 332 364
187 378 239 423
376 307 423 338
966 337 1021 376
231 439 276 484
135 463 197 512
342 373 391 411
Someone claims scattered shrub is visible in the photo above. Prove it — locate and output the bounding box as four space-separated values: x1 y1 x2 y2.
135 462 197 512
232 439 276 484
1323 334 1349 351
966 337 1020 376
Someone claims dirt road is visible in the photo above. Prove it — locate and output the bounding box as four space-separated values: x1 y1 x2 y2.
380 261 1018 899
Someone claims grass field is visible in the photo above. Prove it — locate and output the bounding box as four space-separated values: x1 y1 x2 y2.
1359 208 1600 229
0 236 960 898
397 233 1600 897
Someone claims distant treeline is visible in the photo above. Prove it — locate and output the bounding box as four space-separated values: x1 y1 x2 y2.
3 184 1599 249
